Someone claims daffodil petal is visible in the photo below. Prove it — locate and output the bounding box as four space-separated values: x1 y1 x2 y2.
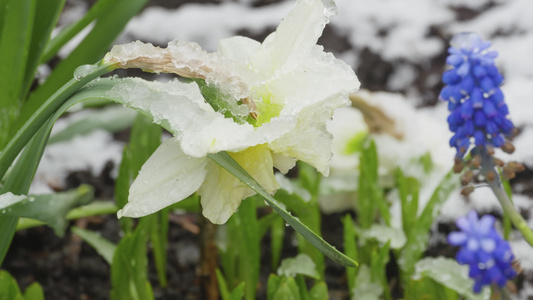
252 0 336 75
118 137 207 218
218 36 261 63
199 145 278 224
272 152 297 174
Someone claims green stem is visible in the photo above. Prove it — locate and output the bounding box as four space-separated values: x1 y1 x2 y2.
0 61 115 180
487 179 533 246
480 151 533 247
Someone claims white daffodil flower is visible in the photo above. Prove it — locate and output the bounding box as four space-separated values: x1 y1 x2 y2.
104 0 360 224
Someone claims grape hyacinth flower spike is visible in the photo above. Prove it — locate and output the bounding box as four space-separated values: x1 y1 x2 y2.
448 211 517 293
440 33 516 165
441 33 533 248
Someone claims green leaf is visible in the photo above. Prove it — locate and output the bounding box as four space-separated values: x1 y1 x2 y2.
277 254 320 279
398 170 459 277
208 151 357 268
0 185 94 236
71 226 116 264
0 63 113 266
351 265 382 300
370 242 391 300
270 214 285 270
0 61 114 181
395 168 419 236
357 141 389 228
147 210 169 287
228 282 246 300
0 270 24 300
267 274 282 300
23 282 44 300
272 277 301 300
110 221 153 300
16 201 118 231
40 0 115 63
223 198 260 300
0 0 36 146
18 0 148 132
276 171 324 278
413 257 489 300
48 105 136 144
360 224 406 249
308 282 328 300
406 277 458 300
216 268 231 300
295 275 309 300
342 214 358 298
22 0 65 100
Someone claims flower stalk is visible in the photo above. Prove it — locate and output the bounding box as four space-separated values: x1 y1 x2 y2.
480 149 533 247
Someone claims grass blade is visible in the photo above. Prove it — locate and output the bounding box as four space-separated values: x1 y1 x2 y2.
398 170 459 276
71 226 117 264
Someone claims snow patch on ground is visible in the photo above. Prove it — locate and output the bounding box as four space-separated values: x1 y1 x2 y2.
30 129 124 195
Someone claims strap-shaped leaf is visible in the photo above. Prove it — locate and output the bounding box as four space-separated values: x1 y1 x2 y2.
208 151 357 268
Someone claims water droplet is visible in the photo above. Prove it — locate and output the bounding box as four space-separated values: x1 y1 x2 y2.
73 64 97 80
49 200 55 206
28 197 35 202
1 210 6 214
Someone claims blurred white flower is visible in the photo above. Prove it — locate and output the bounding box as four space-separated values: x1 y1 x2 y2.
105 0 359 224
320 90 454 213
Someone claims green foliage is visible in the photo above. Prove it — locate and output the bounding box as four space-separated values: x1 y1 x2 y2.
48 105 136 144
411 257 489 299
1 185 94 236
18 0 149 129
398 170 459 277
218 198 261 300
352 265 382 300
277 254 320 279
110 220 154 300
17 201 118 231
267 254 328 300
395 168 419 236
217 268 243 300
342 214 359 298
356 141 390 228
71 226 117 264
275 167 325 278
0 270 44 300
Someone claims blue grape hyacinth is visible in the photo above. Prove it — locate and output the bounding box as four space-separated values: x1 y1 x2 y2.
448 211 517 293
440 33 515 160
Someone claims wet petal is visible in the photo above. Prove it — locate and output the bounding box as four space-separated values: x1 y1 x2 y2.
252 0 336 75
199 145 278 224
118 137 208 218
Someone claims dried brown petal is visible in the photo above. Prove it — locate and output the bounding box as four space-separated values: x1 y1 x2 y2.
486 170 496 182
502 141 515 154
461 186 475 196
461 170 474 185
